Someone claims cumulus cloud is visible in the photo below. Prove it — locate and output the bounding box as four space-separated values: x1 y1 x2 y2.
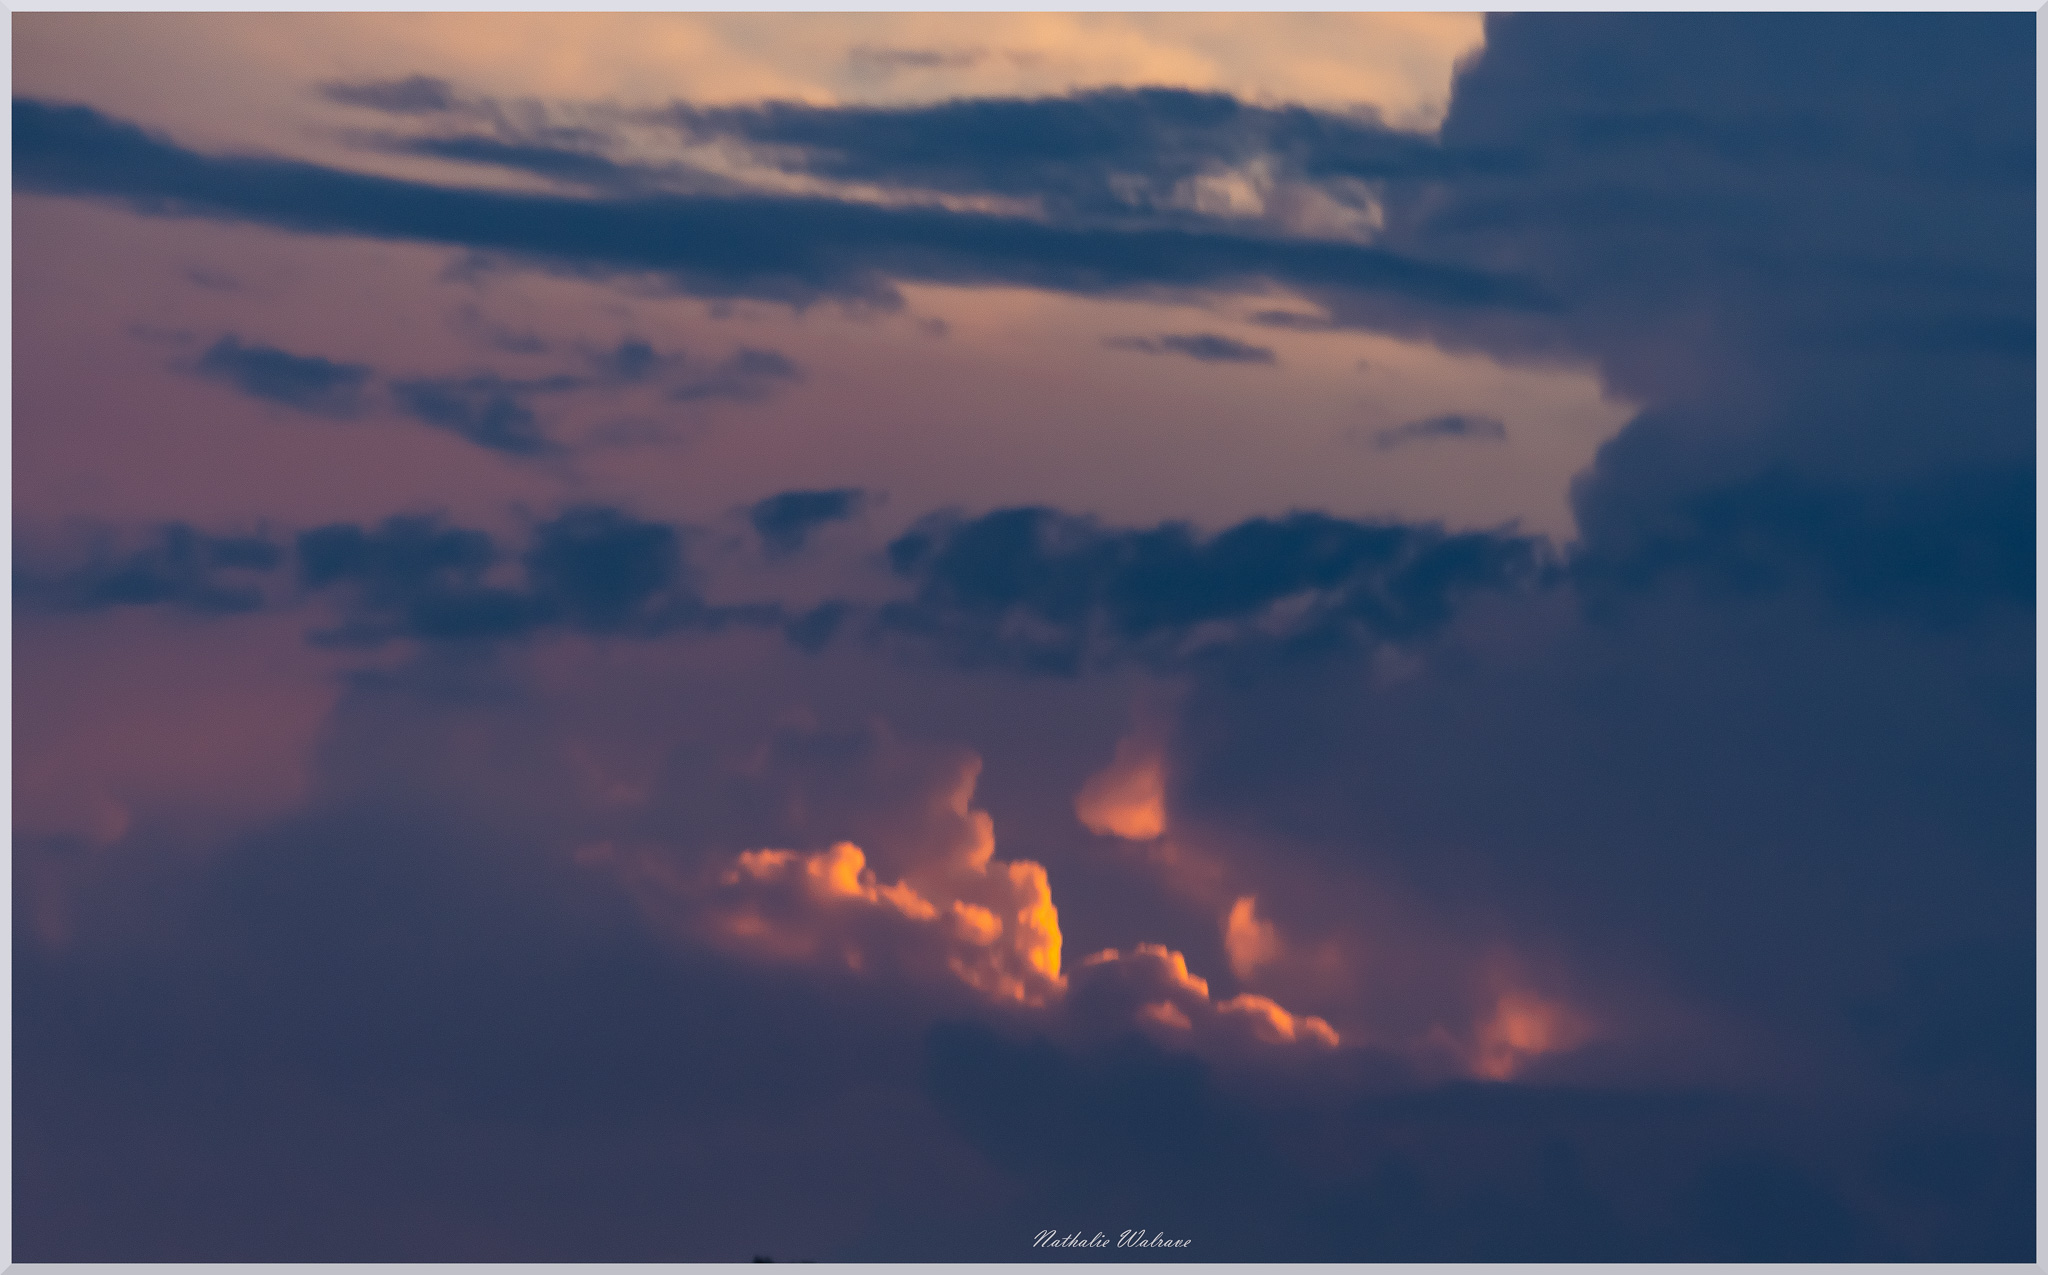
584 738 1348 1062
1071 943 1338 1051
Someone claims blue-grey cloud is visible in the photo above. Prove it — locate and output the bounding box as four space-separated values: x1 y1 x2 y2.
879 507 1550 674
320 74 459 115
294 508 772 646
388 374 557 455
658 87 1502 221
1102 333 1276 364
194 334 372 417
750 487 867 555
1370 412 1507 450
14 98 1556 313
16 523 285 614
670 347 803 403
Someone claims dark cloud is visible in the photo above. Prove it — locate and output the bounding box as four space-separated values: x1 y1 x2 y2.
1369 411 1507 450
522 506 688 633
194 334 372 417
1570 460 2032 624
579 336 677 383
750 487 867 555
658 87 1494 222
878 507 1550 674
16 523 285 614
1102 332 1276 364
295 508 736 646
14 98 1555 312
388 374 556 455
396 134 649 190
1248 308 1335 331
320 74 460 115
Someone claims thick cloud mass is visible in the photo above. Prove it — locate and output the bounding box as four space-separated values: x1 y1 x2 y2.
13 12 2034 1263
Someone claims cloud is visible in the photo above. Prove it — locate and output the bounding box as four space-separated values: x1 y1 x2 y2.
1070 943 1339 1052
584 729 1342 1062
294 507 745 646
193 334 373 417
657 87 1487 224
395 134 653 192
669 347 803 402
1102 332 1275 364
594 744 1068 1009
750 487 867 555
1369 411 1507 451
14 97 1555 312
1222 895 1281 980
522 506 689 633
1073 735 1165 840
879 506 1551 673
388 374 557 455
845 45 994 75
319 74 460 114
16 523 285 615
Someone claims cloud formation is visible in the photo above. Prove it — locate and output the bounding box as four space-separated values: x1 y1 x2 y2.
16 523 285 614
194 335 373 418
881 506 1550 673
1369 411 1507 451
1102 332 1276 364
749 487 868 555
15 97 1555 312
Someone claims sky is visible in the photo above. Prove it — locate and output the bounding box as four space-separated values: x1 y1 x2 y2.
10 12 2035 1262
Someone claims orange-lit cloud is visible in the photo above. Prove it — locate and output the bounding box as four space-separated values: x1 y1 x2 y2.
1470 990 1594 1081
1075 943 1339 1052
703 837 1065 1007
578 725 1623 1079
1075 734 1166 841
1223 894 1283 980
584 739 1358 1063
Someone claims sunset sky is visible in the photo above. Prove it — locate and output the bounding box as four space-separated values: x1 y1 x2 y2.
12 12 2035 1261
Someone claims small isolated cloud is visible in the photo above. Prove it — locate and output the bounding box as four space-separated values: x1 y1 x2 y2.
1103 333 1278 365
1074 735 1166 840
1223 895 1283 980
670 347 804 403
847 45 990 74
1368 412 1508 451
390 374 555 455
584 336 678 384
1248 309 1336 331
319 74 459 115
750 487 867 555
194 335 372 418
